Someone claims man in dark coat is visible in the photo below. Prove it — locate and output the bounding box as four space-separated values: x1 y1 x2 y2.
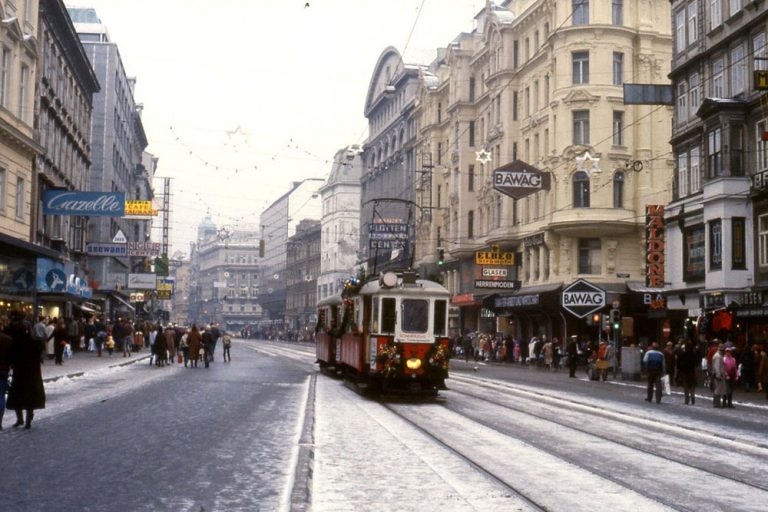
566 336 579 378
676 342 697 405
6 312 46 429
0 328 12 429
202 326 214 368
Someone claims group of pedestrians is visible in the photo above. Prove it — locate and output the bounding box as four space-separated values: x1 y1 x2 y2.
145 322 232 368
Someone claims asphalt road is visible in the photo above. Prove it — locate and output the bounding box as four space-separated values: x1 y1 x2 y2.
1 345 313 512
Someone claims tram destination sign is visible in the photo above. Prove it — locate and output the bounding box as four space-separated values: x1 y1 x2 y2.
561 279 606 318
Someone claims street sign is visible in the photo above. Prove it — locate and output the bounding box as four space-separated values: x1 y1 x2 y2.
112 229 127 244
562 279 606 318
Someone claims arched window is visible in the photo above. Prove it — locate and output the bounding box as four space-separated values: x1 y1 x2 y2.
613 171 625 208
573 171 590 207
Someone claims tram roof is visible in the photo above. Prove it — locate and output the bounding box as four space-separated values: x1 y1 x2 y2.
359 278 450 297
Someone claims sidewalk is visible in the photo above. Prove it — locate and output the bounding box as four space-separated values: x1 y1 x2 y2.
40 350 150 383
456 358 768 408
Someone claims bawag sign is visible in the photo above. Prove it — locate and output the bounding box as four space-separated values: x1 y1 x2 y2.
492 160 551 200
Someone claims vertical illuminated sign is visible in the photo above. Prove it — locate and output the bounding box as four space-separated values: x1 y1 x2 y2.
646 205 665 288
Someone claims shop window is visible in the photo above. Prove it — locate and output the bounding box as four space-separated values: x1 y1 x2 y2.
709 220 722 270
732 217 746 270
684 225 706 281
578 238 601 274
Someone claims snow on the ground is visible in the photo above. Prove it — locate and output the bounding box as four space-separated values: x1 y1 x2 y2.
313 378 536 512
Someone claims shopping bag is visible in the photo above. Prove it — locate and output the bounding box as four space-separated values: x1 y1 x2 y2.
661 374 671 395
177 353 183 364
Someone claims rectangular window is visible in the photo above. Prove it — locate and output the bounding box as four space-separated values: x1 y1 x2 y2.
573 0 589 25
468 121 475 147
676 9 686 52
731 44 745 96
513 40 519 68
19 65 29 121
729 0 741 17
712 57 724 97
707 127 723 177
757 120 768 171
760 214 768 267
533 80 539 112
684 225 706 281
709 220 722 270
402 299 429 333
469 77 476 102
711 0 722 30
612 0 623 25
433 300 447 336
688 3 698 44
15 177 24 219
754 32 767 71
689 72 700 115
578 238 601 274
512 91 518 120
468 165 474 192
525 87 530 117
0 167 5 211
677 81 688 122
0 48 9 107
678 151 689 197
613 52 623 85
732 217 746 270
691 146 701 192
612 111 624 145
468 210 474 239
573 110 590 145
572 51 589 84
730 125 744 176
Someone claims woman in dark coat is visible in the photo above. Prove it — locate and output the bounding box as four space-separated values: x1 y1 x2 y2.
676 342 697 405
153 324 167 366
187 324 202 368
52 319 68 365
6 313 45 429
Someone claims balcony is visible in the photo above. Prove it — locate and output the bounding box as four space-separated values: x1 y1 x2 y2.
549 208 638 237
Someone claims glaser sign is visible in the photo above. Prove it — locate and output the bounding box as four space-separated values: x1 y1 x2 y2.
493 160 551 200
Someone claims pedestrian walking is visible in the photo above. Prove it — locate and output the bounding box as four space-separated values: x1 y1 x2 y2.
210 323 221 363
5 312 46 429
164 324 176 364
723 346 738 408
711 343 726 407
202 325 213 368
739 345 756 392
0 328 12 429
676 342 697 405
642 342 665 404
187 324 202 368
566 335 579 378
462 332 472 363
122 318 134 357
179 330 190 367
52 319 67 366
756 346 768 398
222 332 232 362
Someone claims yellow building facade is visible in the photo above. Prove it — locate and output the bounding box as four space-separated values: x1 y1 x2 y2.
414 1 674 343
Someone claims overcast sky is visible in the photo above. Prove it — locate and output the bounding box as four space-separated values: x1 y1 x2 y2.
64 0 481 255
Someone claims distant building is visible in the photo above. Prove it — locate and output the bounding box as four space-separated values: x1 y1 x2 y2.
188 213 262 332
69 7 151 318
317 147 362 301
285 219 320 340
257 179 323 329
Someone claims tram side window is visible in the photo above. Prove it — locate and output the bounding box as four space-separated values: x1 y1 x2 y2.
371 298 379 332
381 298 397 333
433 299 447 336
402 299 429 333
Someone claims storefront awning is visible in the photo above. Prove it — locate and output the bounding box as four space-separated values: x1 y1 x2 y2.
110 293 135 311
74 302 100 314
626 281 665 294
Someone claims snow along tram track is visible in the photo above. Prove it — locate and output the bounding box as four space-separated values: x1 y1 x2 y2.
439 374 768 511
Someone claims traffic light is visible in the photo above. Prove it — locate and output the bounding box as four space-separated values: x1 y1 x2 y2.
437 249 445 267
602 313 610 332
610 309 621 331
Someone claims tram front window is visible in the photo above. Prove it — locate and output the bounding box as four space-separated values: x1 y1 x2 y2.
402 299 429 333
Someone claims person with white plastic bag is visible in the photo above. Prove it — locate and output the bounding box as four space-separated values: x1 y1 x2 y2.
643 342 666 404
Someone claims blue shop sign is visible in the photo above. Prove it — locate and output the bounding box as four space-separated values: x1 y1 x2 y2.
43 190 125 217
36 257 67 292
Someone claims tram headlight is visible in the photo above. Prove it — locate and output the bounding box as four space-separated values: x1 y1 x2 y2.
406 358 422 370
